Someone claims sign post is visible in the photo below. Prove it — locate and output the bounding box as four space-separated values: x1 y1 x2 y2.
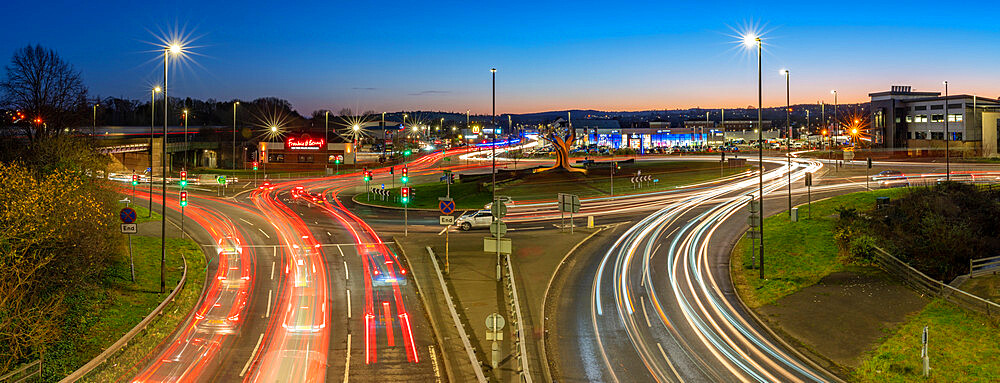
488 198 508 281
805 172 813 219
439 198 455 273
866 157 872 190
119 207 137 282
557 193 581 234
485 313 506 370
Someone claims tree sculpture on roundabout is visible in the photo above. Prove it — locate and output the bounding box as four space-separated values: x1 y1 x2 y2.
534 117 588 174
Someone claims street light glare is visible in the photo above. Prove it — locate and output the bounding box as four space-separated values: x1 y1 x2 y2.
830 90 837 94
741 33 758 48
352 124 360 131
169 44 182 54
780 69 788 76
270 126 277 132
154 86 161 92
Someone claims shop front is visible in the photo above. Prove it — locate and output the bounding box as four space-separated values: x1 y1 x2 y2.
253 134 356 171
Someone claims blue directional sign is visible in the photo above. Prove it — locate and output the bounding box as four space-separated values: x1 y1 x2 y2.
439 199 455 215
119 207 137 224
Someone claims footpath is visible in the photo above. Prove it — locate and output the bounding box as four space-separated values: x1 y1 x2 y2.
395 224 606 382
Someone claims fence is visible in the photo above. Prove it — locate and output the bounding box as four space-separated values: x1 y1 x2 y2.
0 360 41 383
501 254 534 383
872 247 1000 322
971 255 1000 278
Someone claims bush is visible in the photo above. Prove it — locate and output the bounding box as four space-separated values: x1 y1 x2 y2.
847 234 879 264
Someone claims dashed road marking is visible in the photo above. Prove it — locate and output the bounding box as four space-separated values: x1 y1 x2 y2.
239 333 265 377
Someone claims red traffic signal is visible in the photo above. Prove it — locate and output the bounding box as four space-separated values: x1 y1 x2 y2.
400 187 410 203
401 167 409 184
179 191 188 207
131 174 139 186
179 171 188 187
252 161 259 170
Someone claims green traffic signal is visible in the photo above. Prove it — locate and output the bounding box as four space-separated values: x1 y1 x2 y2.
403 149 411 156
179 180 188 188
401 196 409 203
401 176 408 184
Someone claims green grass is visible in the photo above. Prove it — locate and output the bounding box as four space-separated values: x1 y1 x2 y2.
731 187 912 308
129 203 163 224
42 235 205 382
356 161 750 210
854 300 1000 382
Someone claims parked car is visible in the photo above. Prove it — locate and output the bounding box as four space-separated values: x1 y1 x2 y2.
483 196 514 210
455 209 495 231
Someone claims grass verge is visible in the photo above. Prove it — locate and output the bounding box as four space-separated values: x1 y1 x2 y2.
357 161 750 209
854 299 1000 382
731 187 912 308
42 235 205 382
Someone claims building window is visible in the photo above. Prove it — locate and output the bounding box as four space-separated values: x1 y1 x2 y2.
952 132 962 141
931 114 944 122
905 115 913 123
914 105 927 111
914 131 927 139
947 103 962 109
947 114 963 122
930 104 944 110
297 154 314 163
931 132 944 140
268 154 284 163
914 115 928 123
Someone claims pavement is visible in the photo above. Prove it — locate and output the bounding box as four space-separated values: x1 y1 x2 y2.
393 225 601 382
754 268 928 372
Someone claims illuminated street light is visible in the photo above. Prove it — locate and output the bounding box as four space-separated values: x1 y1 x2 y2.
353 124 360 131
739 29 765 278
159 42 184 293
270 125 278 133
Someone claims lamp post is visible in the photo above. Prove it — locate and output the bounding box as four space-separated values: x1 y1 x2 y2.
182 109 188 170
781 69 791 217
160 44 181 293
831 90 838 153
149 87 160 218
491 68 497 201
325 110 329 174
944 81 950 181
233 101 239 169
92 103 99 135
743 33 765 279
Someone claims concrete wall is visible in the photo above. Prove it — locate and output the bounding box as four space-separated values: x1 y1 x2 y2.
983 112 999 157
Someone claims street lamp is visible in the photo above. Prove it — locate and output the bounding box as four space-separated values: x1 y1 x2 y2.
233 101 239 170
92 103 99 135
160 43 182 293
149 86 160 217
831 90 838 152
944 80 950 181
742 32 765 278
781 69 791 217
491 67 497 201
182 109 189 170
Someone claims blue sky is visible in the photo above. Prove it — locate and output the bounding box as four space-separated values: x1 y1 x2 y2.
3 1 1000 115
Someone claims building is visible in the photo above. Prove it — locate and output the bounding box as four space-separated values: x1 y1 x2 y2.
870 85 1000 156
255 133 356 171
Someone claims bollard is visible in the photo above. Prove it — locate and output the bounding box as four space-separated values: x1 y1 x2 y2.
587 215 594 228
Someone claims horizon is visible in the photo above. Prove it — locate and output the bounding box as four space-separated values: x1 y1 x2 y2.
5 1 1000 116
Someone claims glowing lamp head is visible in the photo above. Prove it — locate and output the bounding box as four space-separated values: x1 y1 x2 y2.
270 126 278 133
851 128 859 135
353 124 360 131
741 33 758 48
154 86 161 92
830 90 837 95
491 68 497 73
780 69 789 76
168 44 182 54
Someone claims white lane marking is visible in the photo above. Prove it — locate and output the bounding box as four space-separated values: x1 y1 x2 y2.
315 221 319 224
346 290 352 318
239 333 265 377
270 261 275 280
239 218 254 226
327 231 332 236
656 342 682 380
266 290 272 317
258 228 270 239
343 333 352 383
344 261 349 280
337 244 345 257
507 226 545 231
641 295 652 327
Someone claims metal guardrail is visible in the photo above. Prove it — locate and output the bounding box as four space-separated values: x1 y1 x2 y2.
426 246 487 383
873 247 1000 322
971 255 1000 278
59 251 189 382
0 359 41 382
502 254 534 383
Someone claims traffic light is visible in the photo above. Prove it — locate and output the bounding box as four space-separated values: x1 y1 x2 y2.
403 149 411 156
252 161 258 171
363 168 371 182
401 187 410 204
179 171 188 188
389 166 394 175
401 167 409 184
449 173 455 184
131 174 139 186
179 191 188 207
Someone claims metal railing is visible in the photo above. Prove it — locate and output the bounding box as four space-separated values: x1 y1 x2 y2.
971 255 1000 278
59 252 188 382
502 254 534 383
873 247 1000 322
425 246 487 383
0 359 41 383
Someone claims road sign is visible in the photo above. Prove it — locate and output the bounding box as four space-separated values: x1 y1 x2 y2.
490 220 507 237
439 216 454 225
119 207 137 224
805 172 813 186
490 202 507 218
484 237 512 254
486 313 506 331
439 198 455 215
121 223 137 234
557 193 580 213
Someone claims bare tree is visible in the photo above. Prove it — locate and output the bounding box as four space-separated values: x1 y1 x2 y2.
1 45 88 142
537 118 586 173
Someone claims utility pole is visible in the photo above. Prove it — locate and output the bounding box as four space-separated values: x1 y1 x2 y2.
491 68 497 201
233 101 239 170
944 81 950 181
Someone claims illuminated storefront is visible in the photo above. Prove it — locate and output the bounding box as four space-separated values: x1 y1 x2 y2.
253 134 356 170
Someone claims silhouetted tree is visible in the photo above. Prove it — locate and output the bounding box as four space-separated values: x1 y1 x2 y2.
0 45 89 142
